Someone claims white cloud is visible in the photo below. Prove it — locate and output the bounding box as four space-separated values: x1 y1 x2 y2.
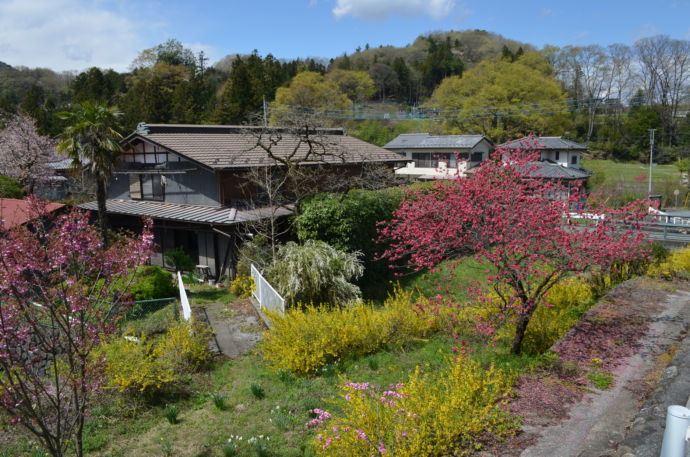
332 0 456 21
0 0 145 71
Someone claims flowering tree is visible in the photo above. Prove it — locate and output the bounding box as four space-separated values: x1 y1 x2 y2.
379 142 648 354
0 199 152 457
0 113 56 194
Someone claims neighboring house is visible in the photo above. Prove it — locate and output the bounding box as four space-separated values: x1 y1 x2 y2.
0 198 65 230
383 133 493 180
80 123 403 280
498 136 593 199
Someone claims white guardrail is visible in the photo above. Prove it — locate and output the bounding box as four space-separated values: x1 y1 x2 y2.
250 264 285 315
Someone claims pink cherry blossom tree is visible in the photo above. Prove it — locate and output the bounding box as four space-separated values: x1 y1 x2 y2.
0 198 152 457
0 113 56 194
379 140 648 354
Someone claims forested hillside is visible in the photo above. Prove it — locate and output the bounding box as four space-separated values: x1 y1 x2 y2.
1 30 689 161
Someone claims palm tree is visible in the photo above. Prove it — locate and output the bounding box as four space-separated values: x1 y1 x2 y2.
57 102 123 244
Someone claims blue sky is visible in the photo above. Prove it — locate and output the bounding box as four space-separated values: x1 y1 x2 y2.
1 0 689 71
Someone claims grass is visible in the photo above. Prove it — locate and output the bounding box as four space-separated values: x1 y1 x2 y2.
121 303 177 337
582 159 684 206
3 258 594 457
185 283 236 307
400 255 490 302
4 323 551 457
587 370 614 390
68 334 456 457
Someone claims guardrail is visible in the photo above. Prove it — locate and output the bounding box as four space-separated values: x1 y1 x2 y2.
251 264 285 315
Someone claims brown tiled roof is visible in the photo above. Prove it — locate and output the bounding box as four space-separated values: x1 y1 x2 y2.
124 124 404 169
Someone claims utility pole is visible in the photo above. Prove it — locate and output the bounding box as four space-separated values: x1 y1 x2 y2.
262 96 268 127
648 129 656 195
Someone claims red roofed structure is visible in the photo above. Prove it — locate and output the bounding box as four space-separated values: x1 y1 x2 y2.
0 198 65 229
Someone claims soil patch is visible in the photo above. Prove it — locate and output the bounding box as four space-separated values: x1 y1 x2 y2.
202 299 265 358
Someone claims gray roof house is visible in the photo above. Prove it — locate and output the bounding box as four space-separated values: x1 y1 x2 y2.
383 133 493 180
80 123 403 280
499 136 592 181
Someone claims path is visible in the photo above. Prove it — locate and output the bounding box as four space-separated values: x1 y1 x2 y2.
481 278 690 457
201 298 264 358
519 284 690 457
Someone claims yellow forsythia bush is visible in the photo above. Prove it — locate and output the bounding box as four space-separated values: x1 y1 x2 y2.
488 277 595 354
647 246 690 279
309 356 518 457
259 288 440 375
96 337 176 395
154 321 213 373
230 274 255 298
98 321 212 395
521 277 595 354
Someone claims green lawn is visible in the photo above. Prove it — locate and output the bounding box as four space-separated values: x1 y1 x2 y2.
582 159 685 205
185 283 236 307
400 256 490 302
582 159 680 183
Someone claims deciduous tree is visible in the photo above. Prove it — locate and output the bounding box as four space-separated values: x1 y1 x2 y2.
379 141 648 354
0 200 152 457
0 113 56 194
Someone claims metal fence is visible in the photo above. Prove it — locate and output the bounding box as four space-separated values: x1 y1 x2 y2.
126 297 177 320
251 264 285 315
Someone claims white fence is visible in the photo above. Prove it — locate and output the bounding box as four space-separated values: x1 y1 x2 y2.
251 264 285 315
177 271 192 321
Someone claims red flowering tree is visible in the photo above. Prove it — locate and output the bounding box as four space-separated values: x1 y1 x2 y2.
0 199 152 457
379 142 648 354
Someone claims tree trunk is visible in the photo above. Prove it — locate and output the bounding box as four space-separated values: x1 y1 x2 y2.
96 178 109 246
511 314 530 355
511 304 538 355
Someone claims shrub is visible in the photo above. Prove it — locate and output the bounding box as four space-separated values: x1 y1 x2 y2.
164 247 195 272
230 274 255 298
259 288 440 375
129 266 177 301
236 234 273 277
154 321 213 373
99 321 212 397
97 337 176 396
296 189 404 299
0 175 25 199
647 246 690 279
265 240 364 307
308 355 518 457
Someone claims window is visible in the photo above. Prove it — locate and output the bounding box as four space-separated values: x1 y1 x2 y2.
555 151 560 160
470 152 483 162
129 174 164 201
571 155 578 165
411 152 456 168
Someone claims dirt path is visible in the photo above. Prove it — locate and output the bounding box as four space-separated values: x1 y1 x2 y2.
482 278 690 457
202 299 264 358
